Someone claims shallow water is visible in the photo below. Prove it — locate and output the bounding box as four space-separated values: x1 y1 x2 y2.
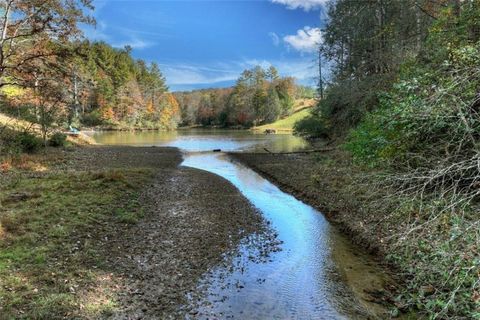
92 130 389 319
90 129 308 153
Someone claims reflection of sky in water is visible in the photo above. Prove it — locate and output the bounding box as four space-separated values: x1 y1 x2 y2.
91 129 308 153
165 136 259 152
182 153 345 319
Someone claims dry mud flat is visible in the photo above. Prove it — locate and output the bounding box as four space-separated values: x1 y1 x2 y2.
72 146 274 319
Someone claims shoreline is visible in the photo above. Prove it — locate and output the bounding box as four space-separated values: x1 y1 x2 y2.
0 145 270 319
229 150 407 309
0 143 405 318
229 150 388 255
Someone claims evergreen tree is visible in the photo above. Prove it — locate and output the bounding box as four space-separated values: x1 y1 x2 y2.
263 86 281 123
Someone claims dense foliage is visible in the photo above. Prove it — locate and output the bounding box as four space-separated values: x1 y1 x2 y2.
72 41 180 129
0 0 94 89
0 1 180 140
175 66 311 128
296 0 435 137
298 0 480 317
1 41 180 131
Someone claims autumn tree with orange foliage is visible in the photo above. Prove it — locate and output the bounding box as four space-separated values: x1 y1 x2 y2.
0 0 93 87
174 65 299 128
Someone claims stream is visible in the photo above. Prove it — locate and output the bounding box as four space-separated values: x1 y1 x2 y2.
92 130 390 319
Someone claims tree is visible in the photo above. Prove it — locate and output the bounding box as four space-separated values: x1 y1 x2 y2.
174 65 300 127
263 86 281 123
275 77 295 115
317 0 439 131
116 79 144 125
158 93 180 129
267 66 279 82
25 65 68 147
0 0 93 87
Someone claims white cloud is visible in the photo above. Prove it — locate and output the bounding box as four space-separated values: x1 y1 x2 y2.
82 20 155 50
271 0 328 11
82 20 109 41
163 58 317 91
242 59 316 83
161 63 239 86
268 32 280 46
111 37 154 50
283 26 321 53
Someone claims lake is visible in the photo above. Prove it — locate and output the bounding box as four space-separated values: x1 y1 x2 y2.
91 129 389 319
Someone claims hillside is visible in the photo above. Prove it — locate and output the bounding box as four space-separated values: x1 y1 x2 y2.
253 98 315 132
0 112 94 147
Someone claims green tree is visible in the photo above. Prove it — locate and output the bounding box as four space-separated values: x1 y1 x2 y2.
263 86 281 123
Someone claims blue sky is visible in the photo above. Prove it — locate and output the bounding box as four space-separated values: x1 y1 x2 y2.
83 0 327 91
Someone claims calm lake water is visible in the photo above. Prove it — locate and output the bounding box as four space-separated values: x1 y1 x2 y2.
91 129 389 319
90 129 309 153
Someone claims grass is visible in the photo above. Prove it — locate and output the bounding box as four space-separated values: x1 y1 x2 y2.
282 149 480 317
0 158 155 319
253 107 313 132
0 111 96 149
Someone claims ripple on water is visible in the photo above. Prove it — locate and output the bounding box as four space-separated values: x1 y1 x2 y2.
182 153 387 319
90 130 390 319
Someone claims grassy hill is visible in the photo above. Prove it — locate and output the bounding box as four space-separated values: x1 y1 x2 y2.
253 98 315 133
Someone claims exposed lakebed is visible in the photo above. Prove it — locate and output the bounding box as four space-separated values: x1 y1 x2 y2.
92 130 391 319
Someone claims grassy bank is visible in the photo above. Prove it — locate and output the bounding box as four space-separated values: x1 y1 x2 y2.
252 99 315 132
0 144 273 319
232 149 480 318
0 150 156 318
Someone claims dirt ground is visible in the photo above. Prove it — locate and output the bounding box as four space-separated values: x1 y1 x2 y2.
73 146 269 319
0 146 271 319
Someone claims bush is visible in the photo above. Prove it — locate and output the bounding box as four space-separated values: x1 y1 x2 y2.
347 42 480 170
49 132 67 147
80 110 103 127
293 115 328 139
318 76 391 135
17 132 42 153
344 94 413 167
1 129 43 154
345 40 480 318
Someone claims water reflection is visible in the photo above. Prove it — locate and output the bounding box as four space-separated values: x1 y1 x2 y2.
91 130 388 319
90 129 308 153
182 153 349 319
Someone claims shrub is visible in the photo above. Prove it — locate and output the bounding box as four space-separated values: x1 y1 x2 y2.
49 132 67 147
344 94 413 167
80 110 103 127
17 132 42 153
345 41 480 318
0 129 42 154
347 42 480 171
293 115 328 139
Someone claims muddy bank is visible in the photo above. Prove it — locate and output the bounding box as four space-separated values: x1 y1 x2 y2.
71 146 269 319
230 150 394 258
0 146 273 319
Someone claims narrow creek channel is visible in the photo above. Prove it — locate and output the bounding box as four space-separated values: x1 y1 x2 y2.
91 130 391 319
182 152 388 319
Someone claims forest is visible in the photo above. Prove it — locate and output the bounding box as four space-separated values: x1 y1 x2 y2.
295 0 480 317
0 0 183 154
0 38 181 134
0 0 315 150
175 66 315 128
